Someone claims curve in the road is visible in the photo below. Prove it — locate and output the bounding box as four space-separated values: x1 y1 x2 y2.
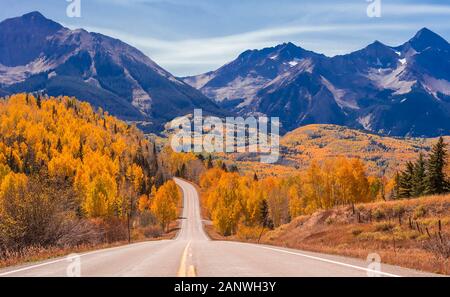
0 178 436 277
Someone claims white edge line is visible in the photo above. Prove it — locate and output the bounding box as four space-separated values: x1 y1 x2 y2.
226 242 401 277
2 178 400 277
0 240 167 276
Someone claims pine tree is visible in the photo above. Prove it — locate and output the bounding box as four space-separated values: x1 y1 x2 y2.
411 153 426 197
399 161 414 198
221 162 228 172
36 95 42 109
206 155 213 169
151 143 159 173
253 172 259 181
229 164 239 173
56 138 63 153
179 163 187 178
425 137 447 195
258 199 273 229
78 139 84 162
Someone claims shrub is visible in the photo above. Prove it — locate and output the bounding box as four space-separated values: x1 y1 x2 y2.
393 205 405 216
139 211 157 227
143 225 163 238
236 225 261 241
413 205 426 219
374 222 394 232
423 236 450 260
351 228 363 236
373 208 385 220
357 205 366 212
102 218 128 243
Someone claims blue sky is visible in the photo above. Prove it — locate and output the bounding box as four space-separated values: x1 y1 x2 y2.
1 0 450 76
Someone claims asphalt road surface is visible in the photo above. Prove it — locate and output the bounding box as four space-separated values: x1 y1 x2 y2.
0 178 435 277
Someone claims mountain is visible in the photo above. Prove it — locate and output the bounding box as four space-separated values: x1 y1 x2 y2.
0 12 223 132
183 28 450 137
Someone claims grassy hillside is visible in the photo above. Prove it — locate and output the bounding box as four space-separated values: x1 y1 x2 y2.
225 124 450 177
262 194 450 274
280 124 450 175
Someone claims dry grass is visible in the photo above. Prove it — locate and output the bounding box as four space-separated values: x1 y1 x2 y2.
203 193 450 274
260 194 450 274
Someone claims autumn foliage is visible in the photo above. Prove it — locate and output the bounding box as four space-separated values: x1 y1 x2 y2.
201 158 380 236
0 94 174 253
151 180 181 232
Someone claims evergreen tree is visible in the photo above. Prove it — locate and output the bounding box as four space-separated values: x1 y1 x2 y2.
151 143 159 173
253 172 259 181
258 199 273 229
399 161 414 198
425 137 447 195
229 164 239 173
179 163 187 178
411 153 426 197
78 139 84 162
206 155 213 169
56 138 63 153
36 95 42 109
221 162 228 172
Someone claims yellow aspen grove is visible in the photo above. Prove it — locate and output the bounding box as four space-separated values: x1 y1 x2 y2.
0 94 163 250
138 194 150 213
199 157 379 236
151 180 181 232
288 183 303 218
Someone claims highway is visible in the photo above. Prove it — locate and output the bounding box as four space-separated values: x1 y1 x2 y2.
0 178 434 277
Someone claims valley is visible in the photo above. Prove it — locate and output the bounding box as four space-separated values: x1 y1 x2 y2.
1 9 450 278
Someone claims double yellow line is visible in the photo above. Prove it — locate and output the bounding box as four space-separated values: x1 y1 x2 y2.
177 241 196 277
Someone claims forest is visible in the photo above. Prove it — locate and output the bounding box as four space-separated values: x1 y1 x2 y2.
1 93 449 262
200 138 450 237
0 94 184 258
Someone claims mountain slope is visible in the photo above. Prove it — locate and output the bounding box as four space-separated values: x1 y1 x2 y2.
184 28 450 137
0 12 223 132
221 124 450 178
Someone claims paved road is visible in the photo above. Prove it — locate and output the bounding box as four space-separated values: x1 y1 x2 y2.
0 178 435 277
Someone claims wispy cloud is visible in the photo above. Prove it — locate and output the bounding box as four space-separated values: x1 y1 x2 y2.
60 0 450 75
71 21 436 75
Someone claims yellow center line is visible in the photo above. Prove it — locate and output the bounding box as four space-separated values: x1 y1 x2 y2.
177 241 192 277
187 265 197 277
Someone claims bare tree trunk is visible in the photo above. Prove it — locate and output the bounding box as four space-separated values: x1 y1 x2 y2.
127 213 131 244
257 226 265 244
